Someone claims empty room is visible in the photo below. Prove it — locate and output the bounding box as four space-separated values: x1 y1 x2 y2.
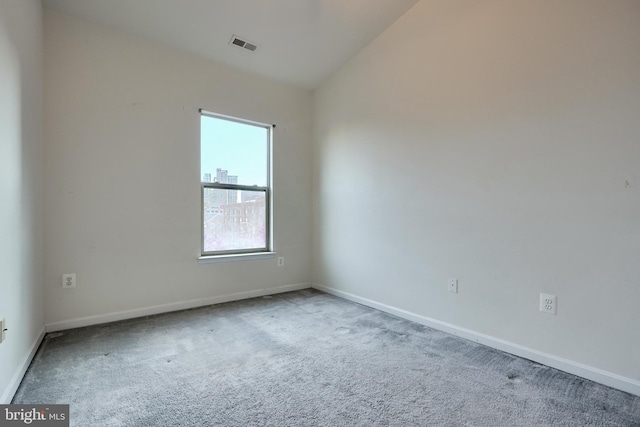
1 0 639 425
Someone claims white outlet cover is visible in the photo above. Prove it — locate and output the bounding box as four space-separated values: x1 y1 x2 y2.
0 318 5 344
539 293 557 315
277 257 284 267
62 273 76 288
448 278 458 293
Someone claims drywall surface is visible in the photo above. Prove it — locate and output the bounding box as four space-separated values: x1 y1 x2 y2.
313 0 640 381
0 0 44 403
44 11 312 324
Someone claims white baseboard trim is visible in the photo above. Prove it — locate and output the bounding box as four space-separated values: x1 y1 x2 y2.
312 283 640 397
46 283 311 333
1 326 46 404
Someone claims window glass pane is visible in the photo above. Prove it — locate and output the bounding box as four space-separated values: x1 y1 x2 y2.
203 188 266 252
201 115 268 187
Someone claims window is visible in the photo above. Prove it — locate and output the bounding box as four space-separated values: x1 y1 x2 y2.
200 110 272 256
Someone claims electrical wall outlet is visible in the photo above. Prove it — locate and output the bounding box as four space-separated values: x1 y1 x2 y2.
0 318 6 344
540 293 557 315
62 273 76 288
448 278 458 293
277 257 285 267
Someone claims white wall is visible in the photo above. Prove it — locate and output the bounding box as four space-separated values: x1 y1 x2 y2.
0 0 44 403
313 0 640 385
44 11 312 325
10 0 638 399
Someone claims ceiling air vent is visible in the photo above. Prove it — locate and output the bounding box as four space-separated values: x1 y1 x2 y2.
229 35 259 53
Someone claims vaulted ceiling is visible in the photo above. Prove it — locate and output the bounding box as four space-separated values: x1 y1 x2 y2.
43 0 419 89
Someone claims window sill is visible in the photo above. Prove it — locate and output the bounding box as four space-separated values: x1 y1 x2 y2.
198 252 276 264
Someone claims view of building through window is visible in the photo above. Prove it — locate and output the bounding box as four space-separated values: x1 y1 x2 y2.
201 112 270 255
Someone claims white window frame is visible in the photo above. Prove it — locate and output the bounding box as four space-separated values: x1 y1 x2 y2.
199 109 273 259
